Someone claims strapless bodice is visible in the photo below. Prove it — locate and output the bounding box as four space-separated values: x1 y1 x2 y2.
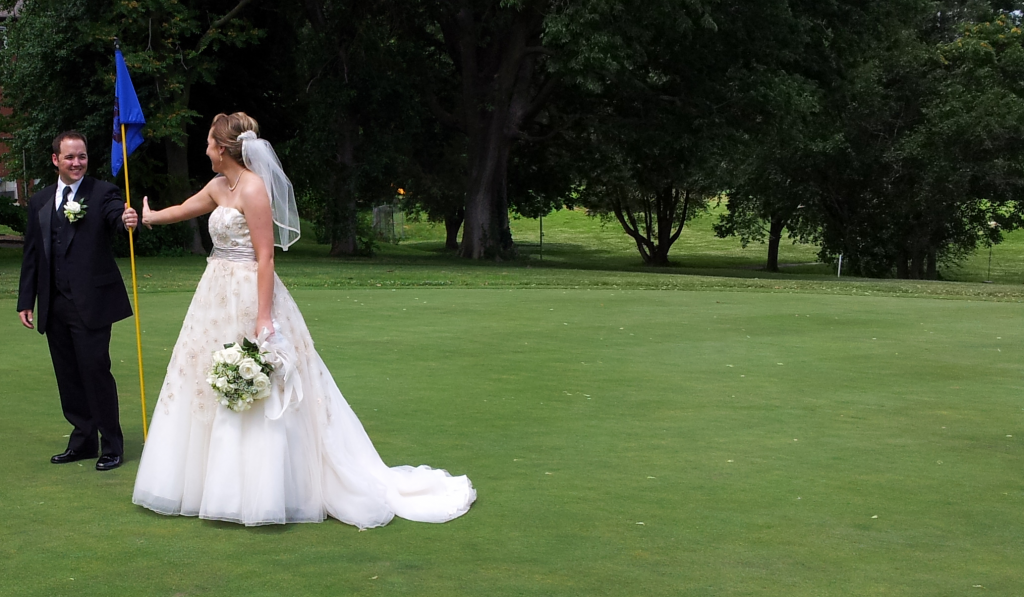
208 206 255 262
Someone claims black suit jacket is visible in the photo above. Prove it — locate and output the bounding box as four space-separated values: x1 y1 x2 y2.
17 176 134 334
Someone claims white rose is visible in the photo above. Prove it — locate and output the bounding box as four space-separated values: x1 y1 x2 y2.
64 200 81 214
252 373 271 398
222 344 243 365
215 377 229 390
212 350 225 364
238 357 260 380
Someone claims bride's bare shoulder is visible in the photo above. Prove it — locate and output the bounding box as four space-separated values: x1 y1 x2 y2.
239 170 264 189
238 171 270 203
203 174 228 193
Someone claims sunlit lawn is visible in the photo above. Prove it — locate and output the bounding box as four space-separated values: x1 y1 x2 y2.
3 203 1023 285
0 206 1021 596
389 205 1024 284
395 205 827 273
2 285 1022 596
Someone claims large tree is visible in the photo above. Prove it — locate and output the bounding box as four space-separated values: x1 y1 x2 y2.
411 0 567 259
889 12 1024 275
288 0 412 255
0 0 263 254
114 0 261 210
717 0 1024 278
712 0 877 272
568 0 818 266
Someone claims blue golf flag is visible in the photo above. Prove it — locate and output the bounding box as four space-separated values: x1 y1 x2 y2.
112 47 146 177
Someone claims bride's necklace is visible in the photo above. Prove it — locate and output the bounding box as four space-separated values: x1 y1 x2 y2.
228 170 245 192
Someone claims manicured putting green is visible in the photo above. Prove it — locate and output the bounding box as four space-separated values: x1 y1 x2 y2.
0 287 1021 596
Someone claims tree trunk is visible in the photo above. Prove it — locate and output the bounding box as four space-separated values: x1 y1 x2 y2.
496 166 515 257
613 186 688 266
896 249 909 279
648 185 675 266
460 118 510 259
164 80 203 254
164 136 207 254
302 0 364 256
460 102 519 259
440 6 550 260
766 215 786 272
656 186 673 258
329 210 358 256
444 206 464 250
926 246 937 280
649 245 670 266
611 197 654 264
910 249 924 280
329 116 359 256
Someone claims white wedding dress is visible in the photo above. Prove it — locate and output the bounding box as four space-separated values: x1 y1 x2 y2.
133 206 476 527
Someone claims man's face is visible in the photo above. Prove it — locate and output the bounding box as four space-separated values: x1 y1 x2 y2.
51 138 88 185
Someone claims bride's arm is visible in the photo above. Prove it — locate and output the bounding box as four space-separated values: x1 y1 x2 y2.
238 177 276 337
140 182 218 227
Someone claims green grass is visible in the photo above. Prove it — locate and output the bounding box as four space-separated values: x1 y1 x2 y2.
0 208 1022 596
397 206 828 273
5 206 1022 301
1 287 1022 596
5 203 1024 284
397 205 1024 284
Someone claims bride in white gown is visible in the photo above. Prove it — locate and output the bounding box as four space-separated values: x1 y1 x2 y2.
132 112 475 527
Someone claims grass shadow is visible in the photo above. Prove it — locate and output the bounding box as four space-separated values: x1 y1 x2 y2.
201 520 294 533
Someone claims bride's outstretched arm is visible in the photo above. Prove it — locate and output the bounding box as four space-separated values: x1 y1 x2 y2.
239 176 276 337
140 183 218 227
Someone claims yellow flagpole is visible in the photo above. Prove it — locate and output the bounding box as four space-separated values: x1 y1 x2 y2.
121 123 148 441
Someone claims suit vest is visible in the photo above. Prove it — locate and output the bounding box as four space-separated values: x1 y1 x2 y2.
50 202 73 298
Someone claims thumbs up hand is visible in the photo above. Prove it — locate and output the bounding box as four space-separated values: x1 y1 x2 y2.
140 196 154 229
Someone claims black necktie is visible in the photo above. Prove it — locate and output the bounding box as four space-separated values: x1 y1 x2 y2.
58 186 72 221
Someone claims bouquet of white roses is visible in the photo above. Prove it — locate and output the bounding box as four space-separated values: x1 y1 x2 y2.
206 338 275 412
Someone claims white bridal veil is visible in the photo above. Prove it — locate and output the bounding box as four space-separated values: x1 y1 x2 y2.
239 131 300 250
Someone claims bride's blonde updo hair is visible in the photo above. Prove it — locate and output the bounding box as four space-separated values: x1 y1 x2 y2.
210 112 260 163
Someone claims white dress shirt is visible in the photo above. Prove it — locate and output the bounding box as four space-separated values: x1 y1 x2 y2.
55 179 84 212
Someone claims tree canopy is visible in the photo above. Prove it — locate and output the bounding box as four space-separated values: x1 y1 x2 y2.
2 0 1023 275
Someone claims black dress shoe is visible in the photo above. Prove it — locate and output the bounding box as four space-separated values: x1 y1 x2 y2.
95 454 123 471
51 449 99 464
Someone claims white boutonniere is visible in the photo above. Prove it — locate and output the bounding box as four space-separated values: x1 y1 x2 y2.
64 197 87 223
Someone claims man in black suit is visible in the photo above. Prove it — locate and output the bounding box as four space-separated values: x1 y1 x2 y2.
17 131 139 471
